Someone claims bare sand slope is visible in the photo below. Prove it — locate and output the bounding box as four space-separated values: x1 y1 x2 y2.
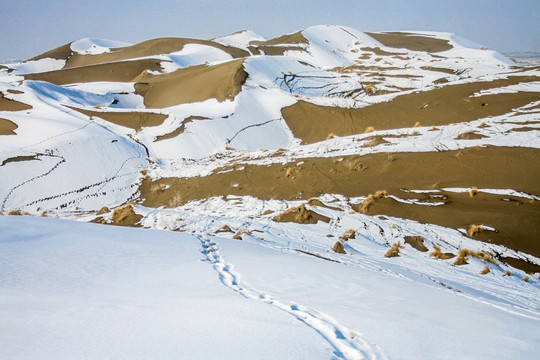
69 107 168 130
0 93 33 111
366 32 453 52
0 118 18 135
138 146 539 257
24 59 164 85
249 31 308 55
282 76 540 144
134 59 247 108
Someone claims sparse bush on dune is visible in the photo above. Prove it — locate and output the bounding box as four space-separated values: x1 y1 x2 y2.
523 275 530 282
469 186 478 197
503 269 512 277
7 209 22 216
453 248 498 266
364 126 375 133
467 224 484 237
429 245 455 260
340 229 356 241
326 132 335 140
358 190 387 214
384 241 403 258
232 229 251 240
480 265 490 275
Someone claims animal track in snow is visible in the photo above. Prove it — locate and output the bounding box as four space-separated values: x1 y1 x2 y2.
198 235 387 360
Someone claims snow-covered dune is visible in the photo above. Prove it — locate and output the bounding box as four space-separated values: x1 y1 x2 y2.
1 24 539 359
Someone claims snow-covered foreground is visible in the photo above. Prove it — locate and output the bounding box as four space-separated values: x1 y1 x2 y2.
1 215 538 360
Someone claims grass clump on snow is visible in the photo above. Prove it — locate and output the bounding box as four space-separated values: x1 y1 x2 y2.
384 241 403 258
429 245 455 260
359 190 387 214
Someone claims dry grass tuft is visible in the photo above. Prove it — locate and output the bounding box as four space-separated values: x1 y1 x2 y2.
478 122 486 128
454 248 498 266
97 206 110 215
384 241 403 258
364 84 375 95
469 186 478 198
414 121 421 128
40 211 49 217
358 190 388 214
340 229 356 241
225 145 234 151
232 229 251 240
480 265 490 275
429 245 455 260
467 224 484 237
364 126 375 133
503 269 511 277
410 130 419 136
332 241 346 254
285 167 295 178
7 209 22 216
523 275 530 282
216 225 233 233
326 132 335 140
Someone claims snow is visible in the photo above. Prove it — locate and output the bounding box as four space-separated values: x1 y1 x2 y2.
70 38 132 55
213 30 267 49
1 214 538 360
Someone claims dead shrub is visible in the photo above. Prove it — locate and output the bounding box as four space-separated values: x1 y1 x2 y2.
326 133 335 140
429 245 455 260
467 224 484 237
414 121 421 128
232 229 251 240
523 275 530 282
216 225 233 233
364 126 375 133
97 206 110 215
469 186 478 198
7 209 22 216
358 190 387 214
503 269 511 277
340 229 356 241
384 241 403 258
480 265 490 275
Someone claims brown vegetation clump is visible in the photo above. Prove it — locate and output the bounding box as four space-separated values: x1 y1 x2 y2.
7 209 22 216
467 224 485 237
453 248 498 266
364 126 375 133
340 229 356 241
358 190 388 214
480 265 490 275
469 186 478 198
503 269 512 277
216 225 233 233
523 275 530 282
273 204 330 224
332 241 346 254
232 229 251 240
429 245 456 260
384 241 403 258
326 132 335 140
111 202 142 227
97 206 110 215
404 235 428 252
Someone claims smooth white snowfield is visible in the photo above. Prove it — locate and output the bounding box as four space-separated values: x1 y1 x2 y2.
1 215 539 360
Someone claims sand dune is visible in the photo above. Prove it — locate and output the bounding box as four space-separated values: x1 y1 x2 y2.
24 58 165 85
138 146 539 257
70 107 168 130
134 59 247 108
366 32 453 52
283 76 540 144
